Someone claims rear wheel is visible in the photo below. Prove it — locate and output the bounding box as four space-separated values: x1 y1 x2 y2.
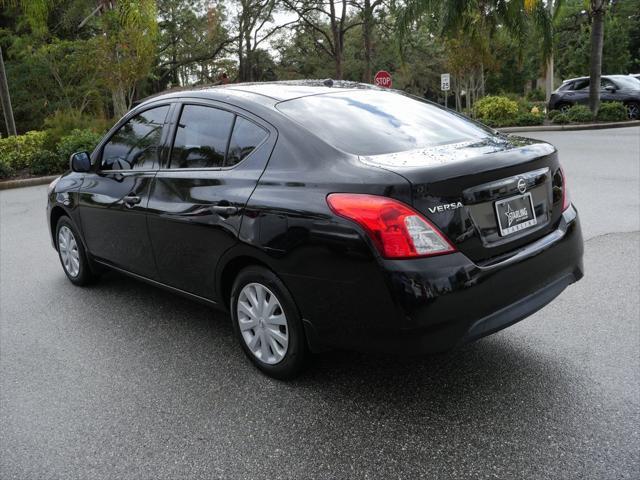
55 217 96 286
230 266 308 379
625 102 639 120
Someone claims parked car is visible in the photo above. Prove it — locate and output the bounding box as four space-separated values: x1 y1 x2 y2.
548 75 640 119
47 81 584 378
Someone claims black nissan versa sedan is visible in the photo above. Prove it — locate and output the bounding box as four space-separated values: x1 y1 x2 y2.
47 81 584 378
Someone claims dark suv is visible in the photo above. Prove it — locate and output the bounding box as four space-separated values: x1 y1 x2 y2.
548 75 640 119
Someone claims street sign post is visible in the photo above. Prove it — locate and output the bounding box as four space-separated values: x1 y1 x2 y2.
374 70 392 89
441 73 450 108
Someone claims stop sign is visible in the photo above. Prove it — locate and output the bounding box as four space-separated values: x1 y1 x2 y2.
374 70 392 88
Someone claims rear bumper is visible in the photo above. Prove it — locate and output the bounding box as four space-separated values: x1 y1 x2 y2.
302 205 583 354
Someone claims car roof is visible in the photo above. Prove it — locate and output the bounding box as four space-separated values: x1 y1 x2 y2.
136 80 380 107
562 74 629 83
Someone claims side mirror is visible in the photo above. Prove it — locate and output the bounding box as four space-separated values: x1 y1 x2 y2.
604 85 616 92
69 151 91 173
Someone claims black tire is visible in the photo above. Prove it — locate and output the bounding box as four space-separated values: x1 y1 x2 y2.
557 102 572 113
55 217 96 286
230 266 308 379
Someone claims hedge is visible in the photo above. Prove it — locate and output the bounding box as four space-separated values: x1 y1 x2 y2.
596 102 628 122
0 128 103 179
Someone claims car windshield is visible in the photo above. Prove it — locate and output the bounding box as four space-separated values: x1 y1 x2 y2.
276 90 493 156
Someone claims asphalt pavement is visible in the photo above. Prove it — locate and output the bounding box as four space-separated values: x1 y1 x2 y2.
1 127 639 479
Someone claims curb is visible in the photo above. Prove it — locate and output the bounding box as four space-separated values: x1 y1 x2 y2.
0 175 58 191
500 120 640 133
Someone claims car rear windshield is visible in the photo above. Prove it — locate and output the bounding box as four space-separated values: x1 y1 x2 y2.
276 90 493 156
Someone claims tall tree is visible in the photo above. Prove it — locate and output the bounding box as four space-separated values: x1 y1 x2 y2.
92 0 157 117
233 0 294 82
156 0 231 88
353 0 384 83
284 0 362 79
588 0 606 115
0 0 55 135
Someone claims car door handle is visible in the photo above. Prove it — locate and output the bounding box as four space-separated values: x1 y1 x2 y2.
123 195 141 208
210 205 239 216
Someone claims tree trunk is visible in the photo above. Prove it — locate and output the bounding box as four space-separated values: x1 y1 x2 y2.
545 55 554 102
362 0 373 83
0 47 17 136
112 86 128 119
588 3 605 115
545 0 555 102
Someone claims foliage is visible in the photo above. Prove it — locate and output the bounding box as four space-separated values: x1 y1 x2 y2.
566 104 593 122
0 130 48 170
43 109 110 149
596 101 628 122
474 96 520 124
0 128 102 179
514 112 544 126
93 0 158 117
56 128 102 163
547 109 561 120
526 88 545 101
551 112 571 124
29 148 61 175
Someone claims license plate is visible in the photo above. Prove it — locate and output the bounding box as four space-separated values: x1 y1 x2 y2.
494 192 537 236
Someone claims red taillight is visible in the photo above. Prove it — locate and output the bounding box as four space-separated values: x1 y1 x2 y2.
560 167 571 211
326 193 457 259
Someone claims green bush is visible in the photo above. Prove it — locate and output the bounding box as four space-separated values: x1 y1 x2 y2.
596 101 628 122
0 131 48 171
474 96 519 125
552 113 571 124
547 109 561 120
43 109 110 149
30 149 63 176
566 104 593 123
0 156 14 178
514 113 544 126
526 88 545 102
56 129 102 164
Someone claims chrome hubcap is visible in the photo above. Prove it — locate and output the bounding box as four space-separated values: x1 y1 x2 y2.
627 104 639 119
58 226 80 278
237 283 288 365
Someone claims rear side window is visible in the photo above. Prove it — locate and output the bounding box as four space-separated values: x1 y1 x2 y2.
101 105 169 171
226 116 268 166
170 105 234 168
276 90 492 156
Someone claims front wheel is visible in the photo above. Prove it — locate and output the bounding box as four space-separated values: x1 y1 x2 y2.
230 266 308 379
55 217 96 286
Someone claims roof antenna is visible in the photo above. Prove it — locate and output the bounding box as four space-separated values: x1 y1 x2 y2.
323 78 334 87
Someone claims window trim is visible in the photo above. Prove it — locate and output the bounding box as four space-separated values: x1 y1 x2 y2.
95 102 173 174
163 100 270 172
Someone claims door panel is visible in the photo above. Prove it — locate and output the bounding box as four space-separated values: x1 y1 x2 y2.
147 171 258 299
79 172 157 277
146 101 276 301
78 103 172 279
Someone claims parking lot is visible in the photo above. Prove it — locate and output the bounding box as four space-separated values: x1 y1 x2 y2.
1 127 639 479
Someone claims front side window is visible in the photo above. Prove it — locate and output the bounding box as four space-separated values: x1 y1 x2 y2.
101 105 169 171
227 116 268 166
573 79 590 90
170 105 234 169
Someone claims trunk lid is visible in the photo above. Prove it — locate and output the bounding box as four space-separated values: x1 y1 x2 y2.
360 135 565 263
